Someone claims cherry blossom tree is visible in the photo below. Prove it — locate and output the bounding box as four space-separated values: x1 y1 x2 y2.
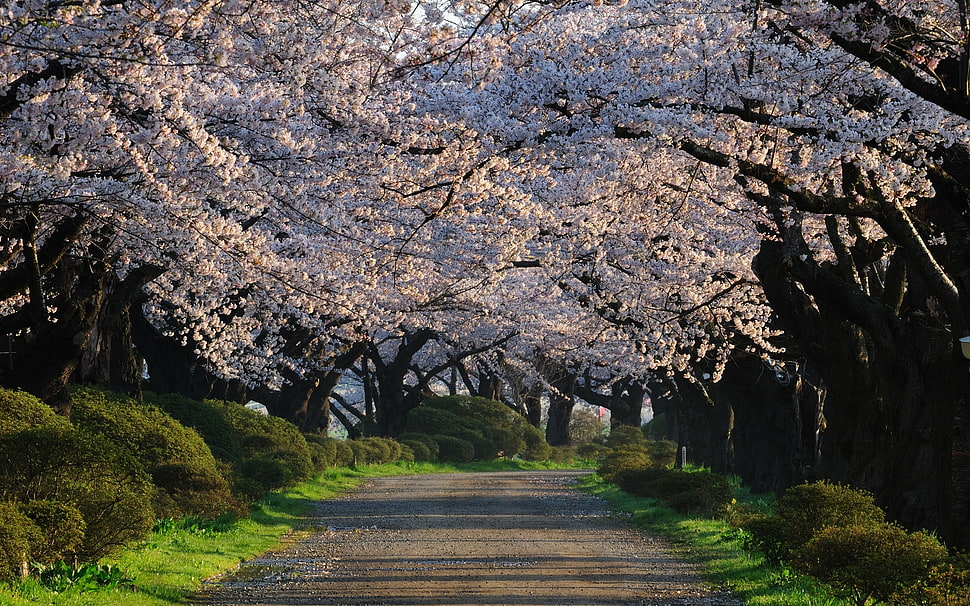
410 0 970 543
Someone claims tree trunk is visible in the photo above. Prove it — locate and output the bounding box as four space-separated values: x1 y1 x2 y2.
671 374 735 473
370 329 436 437
13 259 109 413
709 352 823 493
545 369 577 446
755 238 966 545
77 266 165 397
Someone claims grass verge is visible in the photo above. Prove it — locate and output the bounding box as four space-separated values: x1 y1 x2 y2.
577 473 845 606
0 459 582 606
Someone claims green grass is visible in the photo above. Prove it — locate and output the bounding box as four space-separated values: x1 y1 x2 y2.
578 473 846 606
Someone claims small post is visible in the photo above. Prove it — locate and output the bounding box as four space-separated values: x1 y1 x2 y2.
680 446 687 468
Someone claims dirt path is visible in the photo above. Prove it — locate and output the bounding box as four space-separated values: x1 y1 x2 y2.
194 470 743 606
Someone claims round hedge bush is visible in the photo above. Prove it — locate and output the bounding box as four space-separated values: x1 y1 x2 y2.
69 386 237 519
20 500 86 566
401 439 434 461
0 388 70 436
0 424 155 562
304 434 339 470
743 481 886 563
598 443 654 484
520 424 551 461
0 502 42 582
432 435 475 463
398 432 439 460
207 400 314 492
144 391 243 464
794 522 948 605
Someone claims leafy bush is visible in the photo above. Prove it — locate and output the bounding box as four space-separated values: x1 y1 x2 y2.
604 425 648 449
0 425 155 562
413 396 547 461
549 445 577 464
398 432 439 460
70 386 238 519
743 481 885 563
617 468 733 516
304 434 339 470
348 437 406 464
598 443 654 484
401 439 433 461
0 388 71 435
793 522 948 606
451 428 498 461
20 500 85 566
0 502 42 582
333 440 356 467
520 424 551 461
643 440 678 468
650 469 733 516
423 395 528 434
207 400 314 492
432 435 475 462
904 554 970 605
576 442 607 461
145 392 243 464
491 427 525 458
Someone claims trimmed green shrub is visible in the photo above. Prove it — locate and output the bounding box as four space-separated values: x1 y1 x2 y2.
650 469 733 516
793 522 948 606
304 434 340 470
398 432 439 460
150 462 244 518
20 500 85 566
401 439 433 461
0 502 41 582
207 400 314 492
423 396 526 430
598 443 654 484
604 425 648 449
413 396 548 461
333 440 355 467
576 442 607 461
491 427 525 458
398 442 415 462
239 458 296 491
70 386 238 519
520 424 551 461
743 481 886 563
0 388 71 435
349 437 405 464
451 428 498 461
432 435 475 462
549 445 577 464
145 392 243 464
406 406 478 436
0 425 155 562
644 440 678 468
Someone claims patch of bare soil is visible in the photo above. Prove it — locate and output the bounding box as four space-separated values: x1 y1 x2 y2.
194 470 743 606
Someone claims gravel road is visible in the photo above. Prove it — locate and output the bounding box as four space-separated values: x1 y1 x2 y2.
194 470 743 606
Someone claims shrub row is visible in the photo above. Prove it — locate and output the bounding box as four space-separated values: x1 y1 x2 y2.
595 428 729 517
597 422 970 605
738 481 965 605
0 387 414 583
404 395 550 462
